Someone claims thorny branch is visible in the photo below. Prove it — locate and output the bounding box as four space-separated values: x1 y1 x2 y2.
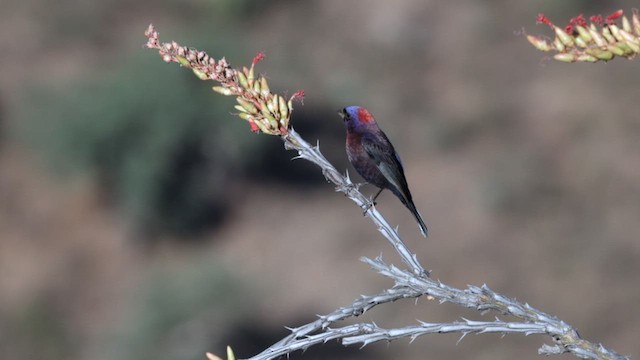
252 287 423 360
269 129 629 360
249 320 554 360
143 25 629 360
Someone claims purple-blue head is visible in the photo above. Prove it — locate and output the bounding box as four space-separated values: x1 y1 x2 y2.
339 106 377 130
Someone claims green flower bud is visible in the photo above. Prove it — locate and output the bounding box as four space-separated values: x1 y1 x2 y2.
554 53 576 62
586 48 614 61
553 37 565 52
236 71 249 89
527 35 552 51
176 56 190 67
589 28 607 47
575 26 592 43
260 77 270 96
576 54 597 62
279 96 288 119
212 86 233 96
192 68 208 80
236 98 257 114
622 16 632 33
602 27 616 44
554 26 574 46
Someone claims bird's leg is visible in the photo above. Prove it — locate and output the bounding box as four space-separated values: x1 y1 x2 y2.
362 188 384 215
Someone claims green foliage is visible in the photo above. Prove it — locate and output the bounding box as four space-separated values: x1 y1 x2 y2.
17 54 267 236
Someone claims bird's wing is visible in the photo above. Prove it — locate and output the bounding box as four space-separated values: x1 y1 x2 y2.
362 133 409 199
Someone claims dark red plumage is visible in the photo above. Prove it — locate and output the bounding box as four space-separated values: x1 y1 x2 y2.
339 106 428 237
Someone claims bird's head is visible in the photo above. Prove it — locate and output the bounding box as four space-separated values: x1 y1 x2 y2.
339 106 376 130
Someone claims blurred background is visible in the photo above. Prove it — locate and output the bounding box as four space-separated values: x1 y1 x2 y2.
1 0 639 359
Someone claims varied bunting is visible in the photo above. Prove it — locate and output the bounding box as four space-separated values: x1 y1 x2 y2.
339 106 428 237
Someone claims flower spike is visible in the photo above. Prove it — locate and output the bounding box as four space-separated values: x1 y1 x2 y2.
527 9 640 63
144 25 302 135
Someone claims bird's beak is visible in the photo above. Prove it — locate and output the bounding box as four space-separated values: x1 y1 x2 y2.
337 109 345 119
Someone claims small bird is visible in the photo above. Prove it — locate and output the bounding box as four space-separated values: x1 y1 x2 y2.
339 106 428 237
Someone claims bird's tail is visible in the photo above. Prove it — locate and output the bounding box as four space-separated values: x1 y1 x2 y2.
405 199 428 238
389 187 429 238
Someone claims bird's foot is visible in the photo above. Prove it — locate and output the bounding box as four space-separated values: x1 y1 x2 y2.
342 182 365 197
361 199 377 216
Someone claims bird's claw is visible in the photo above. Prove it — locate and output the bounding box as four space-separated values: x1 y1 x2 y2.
342 182 364 196
361 200 377 216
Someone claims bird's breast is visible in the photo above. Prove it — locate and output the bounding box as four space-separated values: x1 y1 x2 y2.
346 133 365 159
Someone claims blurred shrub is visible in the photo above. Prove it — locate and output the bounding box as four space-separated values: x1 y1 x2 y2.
108 257 378 360
0 299 72 360
110 258 253 360
29 0 264 44
0 94 4 146
210 0 271 16
17 54 269 238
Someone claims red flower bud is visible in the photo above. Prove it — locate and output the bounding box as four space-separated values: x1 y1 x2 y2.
536 13 554 28
590 15 603 25
249 120 260 133
252 52 265 66
606 10 623 24
292 90 305 100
